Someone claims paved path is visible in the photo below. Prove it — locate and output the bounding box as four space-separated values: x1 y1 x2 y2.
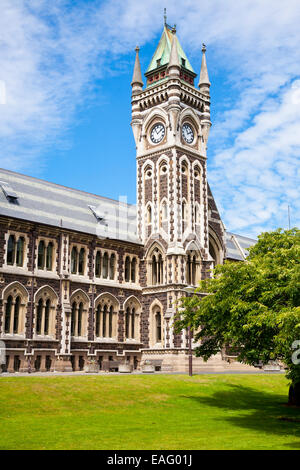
0 369 285 378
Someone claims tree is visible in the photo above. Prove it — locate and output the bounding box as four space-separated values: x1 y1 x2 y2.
176 228 300 405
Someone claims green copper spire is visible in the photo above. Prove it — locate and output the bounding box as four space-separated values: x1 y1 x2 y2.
145 25 195 75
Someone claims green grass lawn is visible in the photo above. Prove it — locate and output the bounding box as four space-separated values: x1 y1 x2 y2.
1 373 300 450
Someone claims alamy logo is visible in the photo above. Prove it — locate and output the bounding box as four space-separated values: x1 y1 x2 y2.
292 340 300 365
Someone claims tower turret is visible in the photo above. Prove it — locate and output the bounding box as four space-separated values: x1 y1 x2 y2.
198 44 210 95
131 46 143 93
131 46 143 147
198 44 211 145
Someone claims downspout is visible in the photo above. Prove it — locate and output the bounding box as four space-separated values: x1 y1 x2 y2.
28 228 36 372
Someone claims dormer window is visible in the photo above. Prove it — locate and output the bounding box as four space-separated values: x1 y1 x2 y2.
181 58 186 67
156 58 161 67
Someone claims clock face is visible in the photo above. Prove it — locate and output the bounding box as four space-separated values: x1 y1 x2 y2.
182 124 194 144
150 123 165 144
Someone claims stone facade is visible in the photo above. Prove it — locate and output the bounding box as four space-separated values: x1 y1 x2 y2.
0 25 255 374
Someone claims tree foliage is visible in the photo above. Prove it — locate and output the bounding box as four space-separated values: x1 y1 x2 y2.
176 229 300 390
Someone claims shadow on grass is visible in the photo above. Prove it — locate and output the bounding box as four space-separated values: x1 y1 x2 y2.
181 384 300 449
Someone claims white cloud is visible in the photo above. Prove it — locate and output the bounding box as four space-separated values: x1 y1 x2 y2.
0 0 299 236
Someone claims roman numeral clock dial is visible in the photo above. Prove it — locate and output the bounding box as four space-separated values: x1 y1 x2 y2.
150 123 165 144
182 124 194 144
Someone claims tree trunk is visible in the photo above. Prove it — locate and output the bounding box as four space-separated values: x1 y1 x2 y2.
288 383 300 406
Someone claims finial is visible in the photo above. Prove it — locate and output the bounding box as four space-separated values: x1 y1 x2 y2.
164 8 167 26
202 43 206 53
135 45 140 53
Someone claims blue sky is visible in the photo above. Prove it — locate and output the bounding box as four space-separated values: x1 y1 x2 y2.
0 0 299 238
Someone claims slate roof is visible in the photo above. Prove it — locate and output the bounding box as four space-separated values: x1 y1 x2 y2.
0 168 140 244
225 231 256 261
0 167 256 256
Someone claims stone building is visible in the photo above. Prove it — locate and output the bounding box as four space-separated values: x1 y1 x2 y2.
0 23 255 373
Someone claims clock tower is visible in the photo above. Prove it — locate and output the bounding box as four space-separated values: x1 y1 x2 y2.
131 22 225 364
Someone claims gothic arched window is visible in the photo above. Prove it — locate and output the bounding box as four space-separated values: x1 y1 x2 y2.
124 299 140 341
186 251 199 286
155 311 162 343
150 249 164 286
70 295 87 337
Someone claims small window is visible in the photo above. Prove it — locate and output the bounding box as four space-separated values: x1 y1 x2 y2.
38 241 45 269
46 242 53 270
102 253 108 279
71 302 76 336
131 258 137 283
109 306 113 338
125 256 130 283
131 308 135 339
78 248 85 275
95 251 101 277
5 295 13 333
125 307 130 338
13 296 20 334
155 311 162 342
44 299 50 335
96 305 101 337
71 247 78 274
16 237 24 267
77 302 83 336
7 235 15 265
147 206 152 224
109 254 115 280
102 304 107 337
36 298 43 335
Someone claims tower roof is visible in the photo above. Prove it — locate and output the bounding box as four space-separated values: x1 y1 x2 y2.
146 25 195 75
